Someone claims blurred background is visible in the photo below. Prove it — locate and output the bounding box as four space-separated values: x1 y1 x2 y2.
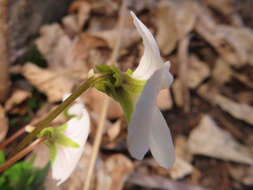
0 0 253 189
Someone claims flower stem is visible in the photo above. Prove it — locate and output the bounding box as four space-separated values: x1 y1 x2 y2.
10 73 111 158
0 137 46 173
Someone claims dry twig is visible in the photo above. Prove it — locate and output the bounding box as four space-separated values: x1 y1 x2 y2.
0 0 11 102
83 0 127 189
178 35 191 113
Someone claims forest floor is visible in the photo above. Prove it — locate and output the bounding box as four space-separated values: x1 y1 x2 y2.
1 0 253 190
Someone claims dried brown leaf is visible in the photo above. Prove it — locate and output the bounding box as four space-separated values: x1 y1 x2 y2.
5 89 32 112
175 135 193 162
198 84 253 125
188 56 210 89
197 82 219 103
69 1 91 31
196 7 253 68
65 33 107 71
198 83 253 126
128 0 156 12
136 136 193 180
106 120 121 141
36 23 107 69
156 0 197 54
216 26 253 67
157 89 173 111
203 0 235 15
212 58 232 84
128 172 209 190
169 136 193 179
97 154 134 190
62 15 79 37
90 0 118 15
188 115 253 165
170 158 193 180
91 28 139 50
215 94 253 126
27 22 108 102
35 24 72 68
229 165 253 185
83 88 123 119
233 72 253 89
22 63 74 102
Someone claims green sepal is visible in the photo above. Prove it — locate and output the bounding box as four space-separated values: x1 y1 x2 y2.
126 68 133 75
38 123 80 163
37 126 54 139
56 133 79 148
44 142 57 163
95 65 121 87
121 72 146 94
94 65 146 123
96 64 113 73
63 108 75 119
57 123 68 132
108 85 134 122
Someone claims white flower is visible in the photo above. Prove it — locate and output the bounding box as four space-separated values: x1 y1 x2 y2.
52 95 90 185
127 12 175 168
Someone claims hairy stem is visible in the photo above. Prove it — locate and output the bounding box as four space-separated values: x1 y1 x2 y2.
0 137 46 173
11 73 111 157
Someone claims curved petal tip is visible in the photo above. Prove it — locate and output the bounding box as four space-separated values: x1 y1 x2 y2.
130 11 164 80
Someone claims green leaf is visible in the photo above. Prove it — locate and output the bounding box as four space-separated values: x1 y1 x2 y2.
30 163 50 190
0 150 5 164
0 160 49 190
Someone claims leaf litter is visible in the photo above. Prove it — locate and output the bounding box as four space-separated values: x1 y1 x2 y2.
1 0 253 189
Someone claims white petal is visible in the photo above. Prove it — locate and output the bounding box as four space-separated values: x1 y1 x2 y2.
65 109 90 146
68 103 85 117
130 11 164 80
62 93 84 116
52 104 90 185
62 93 72 101
127 100 151 160
128 64 173 165
149 107 175 168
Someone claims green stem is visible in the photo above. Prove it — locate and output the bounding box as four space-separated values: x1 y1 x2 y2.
11 73 111 157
